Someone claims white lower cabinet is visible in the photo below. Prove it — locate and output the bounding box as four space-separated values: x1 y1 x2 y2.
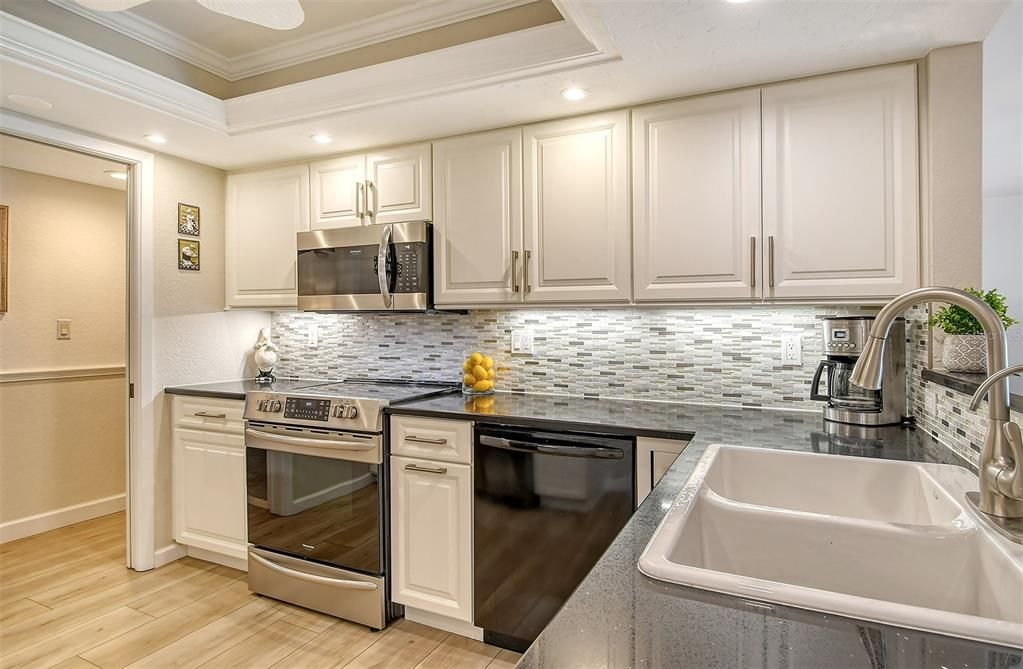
391 455 473 623
171 396 248 565
636 437 689 505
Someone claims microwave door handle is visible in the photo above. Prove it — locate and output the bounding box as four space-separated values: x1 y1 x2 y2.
478 435 624 460
378 224 393 309
249 551 378 590
810 360 835 402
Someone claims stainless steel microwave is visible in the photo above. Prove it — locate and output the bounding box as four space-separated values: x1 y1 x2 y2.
297 222 432 312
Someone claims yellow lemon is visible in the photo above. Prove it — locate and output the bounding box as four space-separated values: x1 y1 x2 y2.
472 365 488 381
463 360 474 373
482 356 494 370
463 373 477 386
487 368 495 380
472 379 493 392
470 352 483 365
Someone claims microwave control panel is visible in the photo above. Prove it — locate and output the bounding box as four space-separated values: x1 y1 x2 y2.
393 242 427 294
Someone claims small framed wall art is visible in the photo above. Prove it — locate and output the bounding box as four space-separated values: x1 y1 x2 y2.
178 239 200 271
177 202 200 236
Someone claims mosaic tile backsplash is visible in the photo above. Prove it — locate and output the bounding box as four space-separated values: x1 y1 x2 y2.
271 306 877 412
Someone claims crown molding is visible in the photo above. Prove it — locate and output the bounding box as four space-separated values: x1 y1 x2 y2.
0 11 226 130
46 0 537 82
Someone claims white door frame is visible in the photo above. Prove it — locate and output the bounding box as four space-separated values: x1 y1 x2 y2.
1 110 156 570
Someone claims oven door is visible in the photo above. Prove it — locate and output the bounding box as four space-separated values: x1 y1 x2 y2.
296 222 431 312
245 423 384 576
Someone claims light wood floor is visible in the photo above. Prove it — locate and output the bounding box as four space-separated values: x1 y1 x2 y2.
0 513 519 669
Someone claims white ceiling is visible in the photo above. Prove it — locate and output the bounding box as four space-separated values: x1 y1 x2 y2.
0 133 128 190
0 0 1011 171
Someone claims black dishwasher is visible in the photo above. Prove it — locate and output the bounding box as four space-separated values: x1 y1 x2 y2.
474 424 635 652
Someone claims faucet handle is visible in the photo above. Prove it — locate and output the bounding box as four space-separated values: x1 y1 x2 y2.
1000 421 1023 499
969 363 1023 411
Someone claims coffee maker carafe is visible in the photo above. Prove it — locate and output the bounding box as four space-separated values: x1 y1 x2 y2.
810 316 908 426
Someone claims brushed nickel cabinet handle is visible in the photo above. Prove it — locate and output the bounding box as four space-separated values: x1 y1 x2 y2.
404 464 448 475
366 180 377 219
194 411 227 418
356 181 364 219
511 250 520 293
523 249 532 294
768 235 775 289
750 236 757 288
406 435 448 445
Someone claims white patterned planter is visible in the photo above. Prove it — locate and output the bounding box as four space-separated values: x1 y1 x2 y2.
942 334 987 373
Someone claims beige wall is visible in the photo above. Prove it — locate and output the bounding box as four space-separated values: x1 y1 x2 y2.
150 154 270 548
0 167 126 525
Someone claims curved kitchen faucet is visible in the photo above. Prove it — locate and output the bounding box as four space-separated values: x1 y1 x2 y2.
849 287 1023 541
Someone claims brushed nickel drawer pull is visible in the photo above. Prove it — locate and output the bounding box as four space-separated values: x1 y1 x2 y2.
194 411 227 418
405 435 448 445
404 464 448 475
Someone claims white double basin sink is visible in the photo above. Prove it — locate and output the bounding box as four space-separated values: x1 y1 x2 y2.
639 445 1023 648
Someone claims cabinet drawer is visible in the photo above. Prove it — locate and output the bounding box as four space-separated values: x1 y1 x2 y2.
172 395 245 435
391 416 472 464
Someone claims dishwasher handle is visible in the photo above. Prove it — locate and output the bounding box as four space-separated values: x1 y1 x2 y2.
478 434 625 460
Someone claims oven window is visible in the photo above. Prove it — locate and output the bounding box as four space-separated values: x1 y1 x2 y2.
247 448 381 575
298 245 382 295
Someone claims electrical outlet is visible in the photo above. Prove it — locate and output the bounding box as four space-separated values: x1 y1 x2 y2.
925 392 938 415
56 319 71 340
781 334 802 365
307 323 318 348
511 330 534 355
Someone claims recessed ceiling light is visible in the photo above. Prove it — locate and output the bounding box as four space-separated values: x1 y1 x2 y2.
144 134 167 145
105 170 128 181
561 87 588 101
6 94 53 111
311 133 333 145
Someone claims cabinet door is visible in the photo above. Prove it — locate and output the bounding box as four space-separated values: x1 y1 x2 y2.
173 429 247 560
523 111 631 303
762 64 919 299
310 155 366 229
226 165 310 308
391 456 472 622
633 91 762 301
433 129 523 305
366 143 432 225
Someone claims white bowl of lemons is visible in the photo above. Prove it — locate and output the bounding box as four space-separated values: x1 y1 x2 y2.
462 351 496 395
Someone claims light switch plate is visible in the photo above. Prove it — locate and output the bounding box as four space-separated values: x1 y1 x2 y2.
511 330 534 355
307 323 318 348
782 334 802 365
57 319 71 340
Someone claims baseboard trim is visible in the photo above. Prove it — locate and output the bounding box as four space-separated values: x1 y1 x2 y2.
404 606 483 641
0 493 126 543
186 545 248 572
154 542 188 569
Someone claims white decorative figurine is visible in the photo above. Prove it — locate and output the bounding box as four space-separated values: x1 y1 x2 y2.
252 328 280 384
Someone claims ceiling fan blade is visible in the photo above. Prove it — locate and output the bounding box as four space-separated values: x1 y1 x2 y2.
195 0 305 30
71 0 150 10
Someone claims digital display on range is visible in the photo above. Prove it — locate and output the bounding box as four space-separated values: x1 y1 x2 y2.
283 397 331 421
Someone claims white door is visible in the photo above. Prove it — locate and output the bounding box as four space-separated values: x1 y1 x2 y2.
523 111 631 303
762 64 919 299
173 429 247 559
433 129 523 305
391 456 472 622
310 155 366 229
366 143 432 225
225 164 310 308
632 90 762 301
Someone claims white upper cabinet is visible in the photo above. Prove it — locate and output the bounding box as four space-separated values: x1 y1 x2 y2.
632 90 762 301
523 111 631 303
762 64 920 299
226 164 309 309
433 128 523 305
366 143 432 225
310 155 366 229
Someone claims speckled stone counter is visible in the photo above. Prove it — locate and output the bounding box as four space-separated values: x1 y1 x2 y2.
390 393 1022 668
164 378 332 401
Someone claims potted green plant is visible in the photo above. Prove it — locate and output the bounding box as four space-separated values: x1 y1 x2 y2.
928 288 1019 373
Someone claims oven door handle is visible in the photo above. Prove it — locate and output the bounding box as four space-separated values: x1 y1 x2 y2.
245 427 376 452
249 551 378 590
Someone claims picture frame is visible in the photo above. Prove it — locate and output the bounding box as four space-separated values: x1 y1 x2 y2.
177 202 200 237
0 204 7 313
178 239 200 271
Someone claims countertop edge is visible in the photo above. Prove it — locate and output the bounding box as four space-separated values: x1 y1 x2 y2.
164 385 247 400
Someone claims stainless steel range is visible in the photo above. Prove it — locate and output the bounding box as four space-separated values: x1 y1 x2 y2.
243 380 454 629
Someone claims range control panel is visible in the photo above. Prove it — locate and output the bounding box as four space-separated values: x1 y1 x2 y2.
284 397 331 421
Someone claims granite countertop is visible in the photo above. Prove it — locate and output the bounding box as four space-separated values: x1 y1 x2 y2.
391 392 1021 668
164 378 333 400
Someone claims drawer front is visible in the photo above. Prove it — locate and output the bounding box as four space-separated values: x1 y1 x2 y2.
391 416 472 464
172 395 245 435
